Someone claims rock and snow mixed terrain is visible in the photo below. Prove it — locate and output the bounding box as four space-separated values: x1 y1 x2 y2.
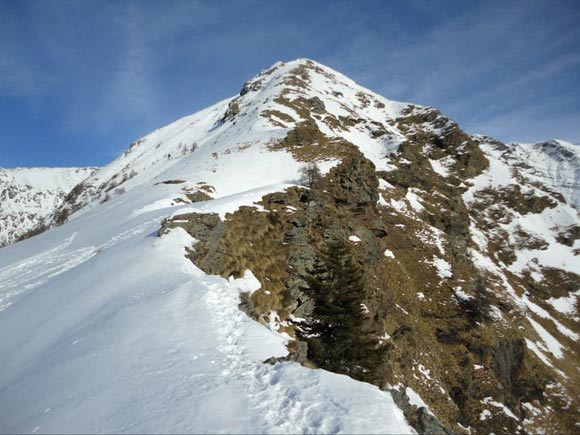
0 185 410 434
0 167 96 247
0 59 578 434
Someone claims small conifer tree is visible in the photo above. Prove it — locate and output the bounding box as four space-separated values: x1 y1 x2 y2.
297 237 388 383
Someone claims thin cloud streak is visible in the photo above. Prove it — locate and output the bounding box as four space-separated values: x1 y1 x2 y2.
325 0 580 143
0 0 578 167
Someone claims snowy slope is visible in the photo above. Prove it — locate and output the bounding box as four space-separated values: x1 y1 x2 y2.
52 59 412 221
0 60 416 434
1 58 578 433
465 137 579 280
0 167 96 247
464 137 579 378
0 181 412 434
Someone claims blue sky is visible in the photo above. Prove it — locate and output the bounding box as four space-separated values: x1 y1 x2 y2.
1 0 579 168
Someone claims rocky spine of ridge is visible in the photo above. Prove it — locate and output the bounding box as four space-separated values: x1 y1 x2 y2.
157 60 579 434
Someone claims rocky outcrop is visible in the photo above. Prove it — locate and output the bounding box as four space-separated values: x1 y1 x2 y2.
160 136 570 433
390 388 456 435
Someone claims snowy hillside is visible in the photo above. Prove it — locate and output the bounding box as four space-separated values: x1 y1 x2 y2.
0 178 411 434
0 167 96 247
50 59 412 222
0 59 578 434
0 60 414 434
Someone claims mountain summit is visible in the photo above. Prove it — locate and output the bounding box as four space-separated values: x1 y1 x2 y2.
48 59 415 216
0 59 578 434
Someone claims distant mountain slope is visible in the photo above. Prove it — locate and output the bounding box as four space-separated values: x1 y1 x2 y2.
507 139 580 209
0 167 96 247
0 59 578 434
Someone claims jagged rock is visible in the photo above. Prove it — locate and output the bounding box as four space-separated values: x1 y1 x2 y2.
306 96 325 113
184 190 212 203
417 408 457 435
556 224 580 247
220 99 241 123
326 152 379 206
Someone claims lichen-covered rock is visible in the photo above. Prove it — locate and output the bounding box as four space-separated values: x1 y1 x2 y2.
306 96 325 113
325 152 379 206
390 388 456 435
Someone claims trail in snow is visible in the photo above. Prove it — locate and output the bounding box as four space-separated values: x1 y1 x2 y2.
0 186 412 434
0 220 156 312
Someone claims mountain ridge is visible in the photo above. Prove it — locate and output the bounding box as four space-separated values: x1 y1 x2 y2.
0 59 578 434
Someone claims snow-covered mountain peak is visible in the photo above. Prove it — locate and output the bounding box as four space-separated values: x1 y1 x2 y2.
1 59 579 434
502 139 580 209
532 139 580 160
231 58 411 126
239 58 365 97
50 59 422 223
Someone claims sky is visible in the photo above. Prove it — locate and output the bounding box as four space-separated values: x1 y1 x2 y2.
1 0 579 168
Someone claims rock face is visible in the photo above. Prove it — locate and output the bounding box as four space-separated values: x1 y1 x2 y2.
12 59 580 433
0 167 96 247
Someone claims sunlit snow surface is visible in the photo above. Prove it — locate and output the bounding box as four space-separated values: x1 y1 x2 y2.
0 183 412 433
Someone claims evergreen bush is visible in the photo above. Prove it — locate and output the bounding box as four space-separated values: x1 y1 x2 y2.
297 237 388 383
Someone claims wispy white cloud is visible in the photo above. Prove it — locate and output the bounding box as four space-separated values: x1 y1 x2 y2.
0 1 221 135
320 0 580 143
63 1 221 134
1 0 579 166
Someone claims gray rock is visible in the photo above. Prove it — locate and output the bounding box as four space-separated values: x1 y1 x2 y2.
389 388 456 435
307 96 326 113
